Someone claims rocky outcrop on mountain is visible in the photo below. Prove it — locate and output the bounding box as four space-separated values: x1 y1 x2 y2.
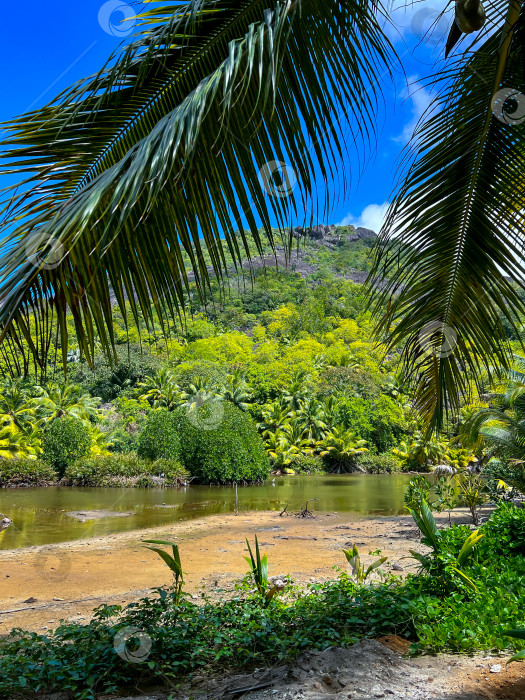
355 226 378 239
108 224 379 306
290 224 336 240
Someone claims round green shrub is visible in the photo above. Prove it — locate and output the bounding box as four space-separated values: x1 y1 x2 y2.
479 502 525 557
136 410 181 461
173 402 270 484
358 453 402 474
41 418 91 477
0 458 57 486
289 454 325 474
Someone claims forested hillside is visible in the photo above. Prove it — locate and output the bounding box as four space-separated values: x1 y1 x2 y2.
1 225 524 495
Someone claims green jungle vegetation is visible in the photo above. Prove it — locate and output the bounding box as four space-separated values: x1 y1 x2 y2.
1 0 525 694
2 227 524 495
1 228 525 698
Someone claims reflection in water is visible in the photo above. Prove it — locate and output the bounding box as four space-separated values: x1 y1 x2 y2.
0 474 412 549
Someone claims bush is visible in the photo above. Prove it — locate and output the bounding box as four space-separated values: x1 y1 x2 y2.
0 458 57 486
358 453 402 474
173 402 270 484
137 410 181 461
64 453 188 487
335 395 407 452
41 418 91 477
289 454 325 474
483 458 525 496
478 502 525 557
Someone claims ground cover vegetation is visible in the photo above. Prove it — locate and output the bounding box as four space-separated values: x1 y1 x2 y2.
0 501 523 698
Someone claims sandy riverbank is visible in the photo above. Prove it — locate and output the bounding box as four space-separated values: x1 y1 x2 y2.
0 506 486 634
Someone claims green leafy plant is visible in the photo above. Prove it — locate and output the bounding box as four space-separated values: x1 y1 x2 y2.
143 539 184 604
342 545 387 583
456 473 488 526
244 535 282 605
434 476 458 526
408 500 483 594
478 502 525 557
404 475 432 513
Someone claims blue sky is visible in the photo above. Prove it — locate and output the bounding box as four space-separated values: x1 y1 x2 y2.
0 1 452 233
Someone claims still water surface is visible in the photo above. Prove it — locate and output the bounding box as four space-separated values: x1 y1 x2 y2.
0 474 412 549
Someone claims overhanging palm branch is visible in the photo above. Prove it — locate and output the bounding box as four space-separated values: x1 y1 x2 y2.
369 0 525 432
0 0 393 372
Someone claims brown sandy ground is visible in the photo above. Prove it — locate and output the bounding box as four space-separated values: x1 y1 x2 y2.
1 506 523 699
0 507 458 633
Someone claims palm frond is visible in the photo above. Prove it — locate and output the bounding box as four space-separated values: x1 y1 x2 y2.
0 0 394 372
368 0 525 432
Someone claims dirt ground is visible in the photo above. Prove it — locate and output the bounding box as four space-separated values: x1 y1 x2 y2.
0 507 441 633
0 506 523 699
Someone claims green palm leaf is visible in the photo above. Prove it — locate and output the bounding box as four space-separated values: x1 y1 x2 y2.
0 0 393 372
369 0 525 431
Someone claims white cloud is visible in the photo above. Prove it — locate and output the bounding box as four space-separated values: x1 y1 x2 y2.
393 75 435 144
337 202 389 233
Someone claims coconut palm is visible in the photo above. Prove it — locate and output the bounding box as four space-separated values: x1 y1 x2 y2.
0 0 393 372
32 383 100 424
283 370 309 411
296 397 329 441
279 417 314 452
258 400 291 435
264 431 299 469
0 0 521 432
369 3 525 431
0 388 36 432
318 427 368 473
138 369 182 409
0 422 40 459
220 371 253 412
